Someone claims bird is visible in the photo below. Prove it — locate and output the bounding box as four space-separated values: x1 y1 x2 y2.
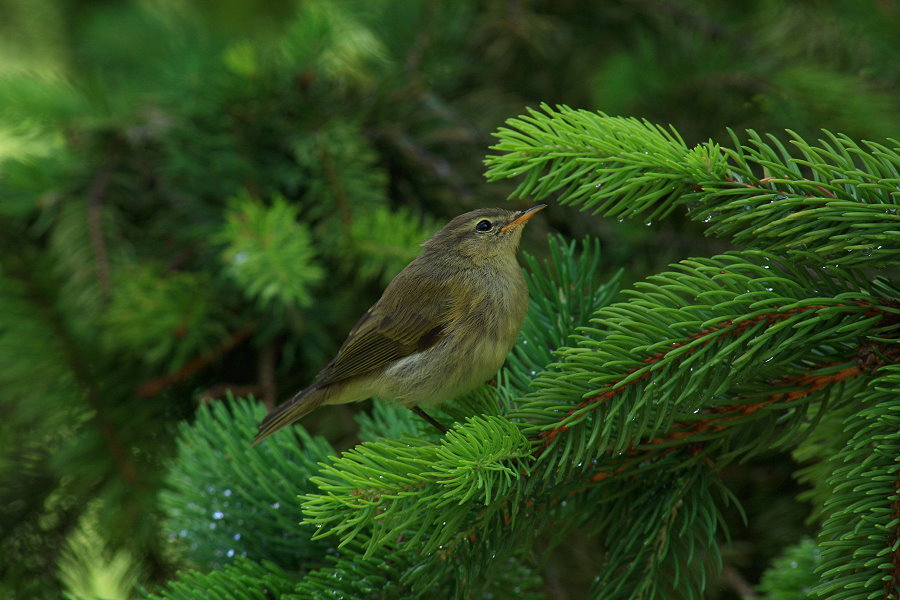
252 204 545 445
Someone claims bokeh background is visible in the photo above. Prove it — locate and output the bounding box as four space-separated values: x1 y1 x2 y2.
0 0 897 598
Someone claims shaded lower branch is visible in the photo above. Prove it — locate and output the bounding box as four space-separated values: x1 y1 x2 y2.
12 259 141 487
584 359 876 485
535 299 886 448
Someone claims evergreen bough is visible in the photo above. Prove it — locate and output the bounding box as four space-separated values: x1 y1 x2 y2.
153 106 899 599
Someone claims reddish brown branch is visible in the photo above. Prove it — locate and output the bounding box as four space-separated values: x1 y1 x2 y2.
536 302 875 449
645 363 863 447
724 176 837 201
197 384 262 404
584 353 897 485
136 322 255 398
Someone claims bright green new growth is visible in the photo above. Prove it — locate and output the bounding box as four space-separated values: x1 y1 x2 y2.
152 109 899 600
488 103 899 267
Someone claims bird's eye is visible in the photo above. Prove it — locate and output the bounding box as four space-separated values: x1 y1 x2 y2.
475 219 492 232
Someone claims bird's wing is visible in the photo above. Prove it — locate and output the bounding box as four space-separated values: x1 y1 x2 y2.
316 268 456 385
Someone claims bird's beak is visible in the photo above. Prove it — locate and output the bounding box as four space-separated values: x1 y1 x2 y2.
500 204 547 233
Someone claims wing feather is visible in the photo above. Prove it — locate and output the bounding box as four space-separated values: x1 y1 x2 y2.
315 267 455 385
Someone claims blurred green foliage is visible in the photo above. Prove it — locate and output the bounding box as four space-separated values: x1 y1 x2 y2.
0 0 896 598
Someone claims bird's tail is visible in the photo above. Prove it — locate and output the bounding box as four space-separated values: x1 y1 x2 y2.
251 385 325 446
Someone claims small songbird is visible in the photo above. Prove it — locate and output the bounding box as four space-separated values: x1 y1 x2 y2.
252 205 545 445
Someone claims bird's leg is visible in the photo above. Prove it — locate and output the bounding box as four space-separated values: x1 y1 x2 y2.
410 406 449 434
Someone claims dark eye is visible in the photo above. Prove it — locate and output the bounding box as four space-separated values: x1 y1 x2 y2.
475 219 492 232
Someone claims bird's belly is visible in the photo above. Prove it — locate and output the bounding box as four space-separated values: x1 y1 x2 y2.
376 332 512 407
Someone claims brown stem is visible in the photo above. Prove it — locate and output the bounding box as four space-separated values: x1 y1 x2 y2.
721 564 758 598
198 384 262 404
136 322 256 398
259 341 277 410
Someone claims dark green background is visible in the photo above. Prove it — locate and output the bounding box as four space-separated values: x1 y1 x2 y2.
0 0 896 597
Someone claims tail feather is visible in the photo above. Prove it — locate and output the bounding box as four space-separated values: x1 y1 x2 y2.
252 386 324 446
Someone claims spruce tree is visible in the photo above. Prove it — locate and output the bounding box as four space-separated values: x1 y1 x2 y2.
148 106 899 599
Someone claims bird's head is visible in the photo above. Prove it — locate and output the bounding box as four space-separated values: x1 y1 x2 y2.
421 205 546 265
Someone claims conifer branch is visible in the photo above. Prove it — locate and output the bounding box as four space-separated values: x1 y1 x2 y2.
583 359 872 485
533 300 895 451
812 365 900 598
144 558 297 600
516 252 898 473
161 399 335 569
10 259 144 488
486 104 900 267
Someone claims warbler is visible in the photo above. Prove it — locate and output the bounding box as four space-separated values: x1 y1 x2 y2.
253 205 545 444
